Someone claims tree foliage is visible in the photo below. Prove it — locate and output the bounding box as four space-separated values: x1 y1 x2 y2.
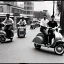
57 1 61 13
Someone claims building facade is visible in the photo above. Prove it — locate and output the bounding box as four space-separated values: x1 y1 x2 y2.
0 2 24 29
24 1 34 24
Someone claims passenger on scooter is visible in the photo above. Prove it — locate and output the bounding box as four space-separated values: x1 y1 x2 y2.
40 15 49 43
2 14 14 38
40 15 49 33
47 15 58 45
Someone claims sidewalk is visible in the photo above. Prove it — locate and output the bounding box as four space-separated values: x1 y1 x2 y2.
14 25 30 33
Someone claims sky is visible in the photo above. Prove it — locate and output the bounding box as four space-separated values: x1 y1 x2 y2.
17 1 57 16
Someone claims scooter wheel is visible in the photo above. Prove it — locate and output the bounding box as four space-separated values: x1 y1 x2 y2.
54 44 64 55
34 43 41 49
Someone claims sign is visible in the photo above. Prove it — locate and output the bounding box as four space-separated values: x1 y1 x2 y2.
13 13 20 16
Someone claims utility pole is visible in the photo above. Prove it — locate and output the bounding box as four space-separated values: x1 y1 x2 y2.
53 1 55 17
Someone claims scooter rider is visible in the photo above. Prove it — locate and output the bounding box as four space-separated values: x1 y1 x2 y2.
17 17 26 26
47 15 58 45
2 14 14 37
2 14 14 25
40 15 49 43
17 17 27 33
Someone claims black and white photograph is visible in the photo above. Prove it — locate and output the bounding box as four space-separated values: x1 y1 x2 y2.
0 0 64 63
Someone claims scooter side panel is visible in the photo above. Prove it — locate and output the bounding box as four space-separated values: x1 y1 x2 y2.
50 31 63 48
18 28 26 37
32 33 45 44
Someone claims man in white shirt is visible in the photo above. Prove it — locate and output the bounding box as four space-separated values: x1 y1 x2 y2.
2 14 14 25
2 14 14 37
17 17 27 34
40 15 49 44
40 15 49 34
17 17 26 26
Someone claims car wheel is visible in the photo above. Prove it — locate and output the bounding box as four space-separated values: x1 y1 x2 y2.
54 44 64 55
34 43 41 49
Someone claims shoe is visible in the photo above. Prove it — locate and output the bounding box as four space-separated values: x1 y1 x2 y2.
44 44 47 46
47 43 51 48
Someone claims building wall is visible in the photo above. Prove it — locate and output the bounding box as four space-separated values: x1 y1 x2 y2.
0 5 8 13
24 1 34 24
24 1 34 16
0 2 24 29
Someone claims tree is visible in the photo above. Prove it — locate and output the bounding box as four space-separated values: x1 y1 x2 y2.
57 1 61 14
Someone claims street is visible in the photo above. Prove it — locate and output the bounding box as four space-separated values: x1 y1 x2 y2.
0 26 64 63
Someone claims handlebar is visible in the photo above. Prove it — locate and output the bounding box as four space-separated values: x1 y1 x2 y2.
17 24 26 27
47 27 58 30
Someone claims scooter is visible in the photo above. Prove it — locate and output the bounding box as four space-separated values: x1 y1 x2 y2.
30 23 35 29
0 23 14 43
17 24 26 38
32 27 64 55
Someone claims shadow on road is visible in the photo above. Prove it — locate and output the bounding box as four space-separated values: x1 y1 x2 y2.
33 48 62 56
0 40 13 44
17 37 26 39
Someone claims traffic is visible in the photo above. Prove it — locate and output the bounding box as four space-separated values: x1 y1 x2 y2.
0 14 64 56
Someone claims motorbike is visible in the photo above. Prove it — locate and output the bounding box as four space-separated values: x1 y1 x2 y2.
17 24 26 38
30 23 35 29
0 23 14 43
32 27 64 55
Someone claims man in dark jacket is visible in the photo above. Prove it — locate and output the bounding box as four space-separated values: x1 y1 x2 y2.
47 15 58 45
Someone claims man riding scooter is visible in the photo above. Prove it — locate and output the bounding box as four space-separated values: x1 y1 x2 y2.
2 14 14 41
47 15 58 45
40 15 58 46
17 17 26 37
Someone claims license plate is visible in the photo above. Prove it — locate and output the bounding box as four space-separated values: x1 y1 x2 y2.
20 34 24 36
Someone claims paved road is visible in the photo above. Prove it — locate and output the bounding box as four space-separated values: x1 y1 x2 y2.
0 27 64 63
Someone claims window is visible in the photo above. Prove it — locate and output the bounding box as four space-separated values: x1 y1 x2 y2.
27 11 31 14
0 6 3 12
12 8 19 13
20 10 23 14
